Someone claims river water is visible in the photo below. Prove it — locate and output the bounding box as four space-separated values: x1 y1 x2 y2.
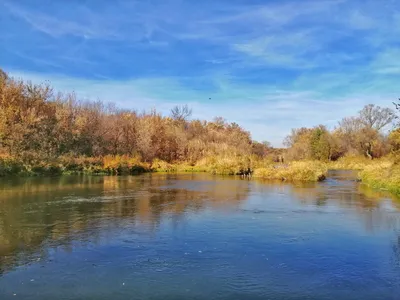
0 171 399 299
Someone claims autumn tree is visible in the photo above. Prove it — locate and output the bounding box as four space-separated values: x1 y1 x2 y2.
334 104 394 159
284 127 314 160
389 129 400 152
310 125 331 161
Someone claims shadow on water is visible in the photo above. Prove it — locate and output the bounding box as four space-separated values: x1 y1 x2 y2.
0 171 400 299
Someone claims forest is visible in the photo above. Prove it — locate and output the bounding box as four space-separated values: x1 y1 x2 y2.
0 69 399 193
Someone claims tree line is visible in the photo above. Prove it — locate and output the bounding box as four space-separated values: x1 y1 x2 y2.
284 103 398 161
0 69 273 166
1 68 398 168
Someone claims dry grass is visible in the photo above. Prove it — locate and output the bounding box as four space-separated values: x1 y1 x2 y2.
195 155 252 175
328 155 392 170
360 162 400 196
150 159 209 173
0 155 150 176
1 154 328 182
253 161 327 181
151 159 178 172
102 155 148 174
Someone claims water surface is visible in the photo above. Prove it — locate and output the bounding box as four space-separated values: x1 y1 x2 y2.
1 171 400 299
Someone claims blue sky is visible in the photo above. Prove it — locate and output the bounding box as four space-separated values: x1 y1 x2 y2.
1 0 399 146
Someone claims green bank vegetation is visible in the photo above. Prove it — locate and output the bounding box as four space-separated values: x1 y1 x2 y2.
1 68 400 187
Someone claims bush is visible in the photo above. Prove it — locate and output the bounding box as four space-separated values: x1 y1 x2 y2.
0 156 25 176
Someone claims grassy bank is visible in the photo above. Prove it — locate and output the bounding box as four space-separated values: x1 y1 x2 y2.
0 155 150 177
360 163 400 196
253 161 327 182
1 155 328 182
328 154 400 196
328 155 392 170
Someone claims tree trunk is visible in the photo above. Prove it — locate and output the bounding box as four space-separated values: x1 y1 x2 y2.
365 143 373 160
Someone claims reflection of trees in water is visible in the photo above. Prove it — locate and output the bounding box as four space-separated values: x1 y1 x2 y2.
0 174 250 274
284 177 400 233
2 172 400 275
254 172 400 271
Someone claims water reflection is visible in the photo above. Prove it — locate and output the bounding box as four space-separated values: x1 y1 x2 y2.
1 172 400 299
0 174 250 274
252 170 400 232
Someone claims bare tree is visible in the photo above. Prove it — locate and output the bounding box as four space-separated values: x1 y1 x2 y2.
170 104 192 122
358 104 395 131
337 116 363 134
394 98 400 127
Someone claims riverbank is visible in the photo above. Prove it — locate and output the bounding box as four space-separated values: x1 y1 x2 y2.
360 164 400 196
253 161 327 181
0 155 150 177
328 155 393 170
3 154 400 191
0 155 328 182
328 155 400 195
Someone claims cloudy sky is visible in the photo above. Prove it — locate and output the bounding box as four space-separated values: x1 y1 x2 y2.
1 0 399 145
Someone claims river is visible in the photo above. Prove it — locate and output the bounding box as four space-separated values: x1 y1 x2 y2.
0 171 399 299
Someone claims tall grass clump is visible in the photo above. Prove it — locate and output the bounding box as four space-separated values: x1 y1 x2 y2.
360 162 400 195
253 161 327 181
102 155 149 175
150 159 209 173
59 156 104 174
151 159 178 172
195 154 252 175
329 155 392 170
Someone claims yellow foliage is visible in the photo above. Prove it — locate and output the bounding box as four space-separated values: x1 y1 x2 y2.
150 159 177 172
329 155 392 170
253 161 327 181
103 155 148 174
360 163 400 195
389 129 400 151
195 154 252 175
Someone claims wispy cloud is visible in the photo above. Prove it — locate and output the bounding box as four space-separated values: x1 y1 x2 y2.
372 49 400 75
1 0 400 146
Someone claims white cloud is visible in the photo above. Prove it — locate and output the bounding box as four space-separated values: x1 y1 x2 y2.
3 0 400 146
233 29 319 68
